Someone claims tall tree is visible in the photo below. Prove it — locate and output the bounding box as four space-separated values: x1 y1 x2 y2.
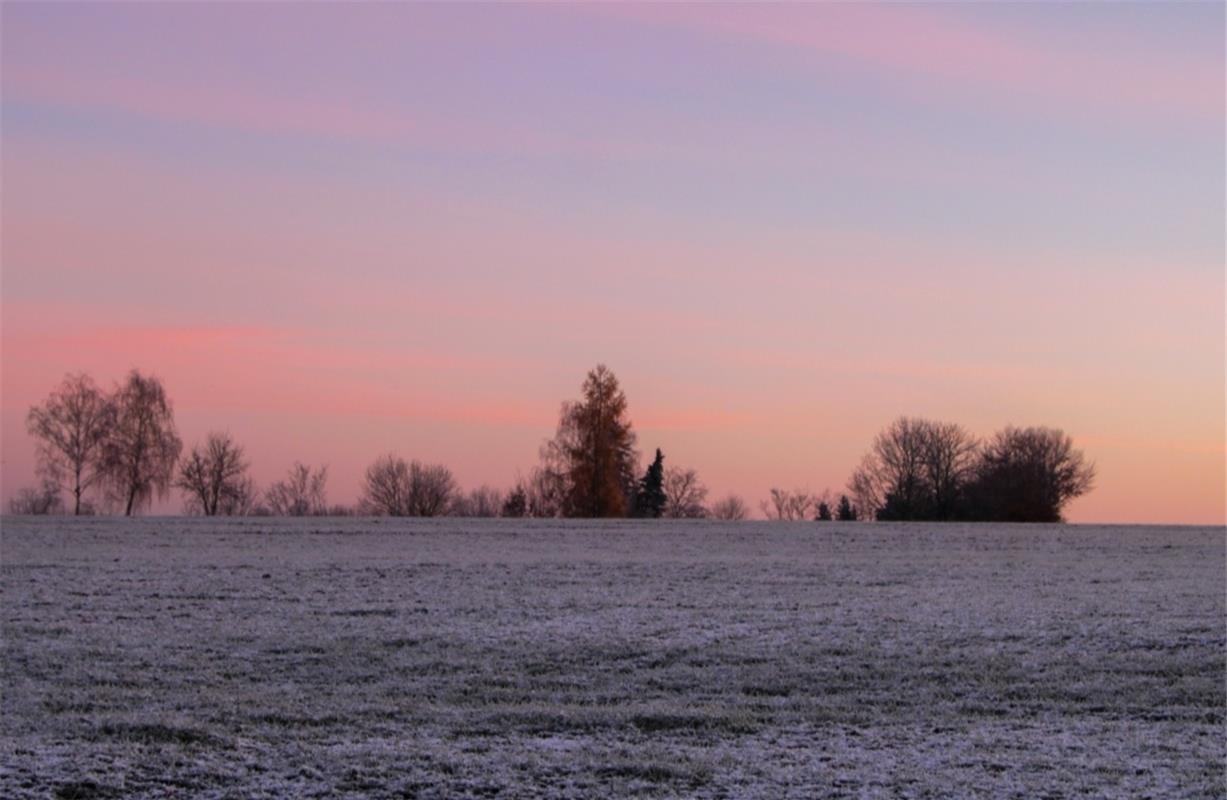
634 449 666 518
102 370 182 516
175 432 250 516
546 365 639 517
26 372 115 515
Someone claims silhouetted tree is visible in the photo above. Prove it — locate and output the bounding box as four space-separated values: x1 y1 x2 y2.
26 372 115 515
265 463 328 516
174 432 251 516
634 449 667 518
220 475 258 516
501 486 528 518
524 464 566 518
361 455 456 517
408 462 457 516
663 465 708 519
101 370 182 516
452 485 503 517
836 495 858 521
848 417 977 521
362 454 412 516
8 480 65 515
545 365 639 517
761 488 819 521
816 501 833 521
709 493 749 520
964 426 1095 522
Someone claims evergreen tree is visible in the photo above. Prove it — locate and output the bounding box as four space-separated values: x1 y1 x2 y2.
634 448 666 518
816 501 833 521
836 494 858 521
501 486 528 518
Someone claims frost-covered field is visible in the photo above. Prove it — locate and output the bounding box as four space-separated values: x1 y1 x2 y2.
2 518 1223 799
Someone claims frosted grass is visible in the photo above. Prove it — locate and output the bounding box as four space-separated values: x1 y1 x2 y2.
2 518 1223 798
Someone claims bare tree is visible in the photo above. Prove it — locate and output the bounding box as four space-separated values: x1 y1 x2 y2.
920 421 979 520
362 455 456 517
847 417 930 521
26 372 115 515
220 475 259 516
101 370 182 516
8 480 65 515
846 417 977 521
265 463 329 516
526 449 568 518
174 432 251 516
761 488 819 521
966 426 1095 522
663 466 708 518
408 462 457 517
709 493 748 521
451 485 504 517
363 454 412 516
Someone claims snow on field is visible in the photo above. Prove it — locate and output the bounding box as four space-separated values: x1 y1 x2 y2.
2 518 1223 798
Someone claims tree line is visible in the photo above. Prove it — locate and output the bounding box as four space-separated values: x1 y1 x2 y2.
12 366 1093 522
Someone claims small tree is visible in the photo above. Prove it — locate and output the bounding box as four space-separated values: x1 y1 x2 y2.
408 462 457 517
175 432 251 516
634 449 667 518
363 455 412 516
709 493 748 521
836 495 858 521
501 486 528 518
102 370 182 516
452 485 503 517
663 465 708 519
8 480 65 515
761 488 818 521
265 463 328 516
816 501 833 521
361 455 456 517
26 372 115 515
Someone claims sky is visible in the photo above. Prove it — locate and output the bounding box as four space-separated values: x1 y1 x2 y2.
1 2 1223 523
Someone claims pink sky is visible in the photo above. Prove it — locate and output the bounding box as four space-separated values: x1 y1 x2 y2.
2 3 1223 522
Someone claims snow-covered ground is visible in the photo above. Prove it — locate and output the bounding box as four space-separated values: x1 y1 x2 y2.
2 518 1223 798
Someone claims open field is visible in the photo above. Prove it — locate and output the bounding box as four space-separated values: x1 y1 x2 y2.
2 518 1223 798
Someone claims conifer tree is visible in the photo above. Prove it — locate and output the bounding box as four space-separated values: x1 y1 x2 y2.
634 448 666 518
836 494 858 521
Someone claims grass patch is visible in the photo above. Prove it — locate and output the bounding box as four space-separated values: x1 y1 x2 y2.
54 782 124 800
96 721 221 747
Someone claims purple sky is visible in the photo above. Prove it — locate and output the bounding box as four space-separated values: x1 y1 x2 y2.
2 3 1224 522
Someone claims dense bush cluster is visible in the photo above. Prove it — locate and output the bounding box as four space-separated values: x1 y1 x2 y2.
847 417 1095 523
